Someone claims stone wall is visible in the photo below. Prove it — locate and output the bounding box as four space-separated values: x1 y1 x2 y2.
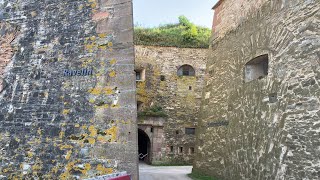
212 0 268 40
135 45 207 164
0 0 138 179
194 0 320 180
0 22 18 92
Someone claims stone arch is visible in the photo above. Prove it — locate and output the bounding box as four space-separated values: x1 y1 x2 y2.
138 128 151 164
177 64 195 76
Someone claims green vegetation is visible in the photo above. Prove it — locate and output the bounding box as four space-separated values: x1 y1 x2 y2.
188 171 219 180
138 105 167 117
152 161 190 166
134 16 211 48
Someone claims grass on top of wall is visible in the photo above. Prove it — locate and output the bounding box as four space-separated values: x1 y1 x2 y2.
134 16 211 48
138 106 168 118
188 171 220 180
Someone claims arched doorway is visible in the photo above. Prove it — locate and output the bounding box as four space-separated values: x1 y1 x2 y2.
138 129 151 164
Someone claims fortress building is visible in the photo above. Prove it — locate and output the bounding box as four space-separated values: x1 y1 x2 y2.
0 0 138 179
135 45 207 164
193 0 320 179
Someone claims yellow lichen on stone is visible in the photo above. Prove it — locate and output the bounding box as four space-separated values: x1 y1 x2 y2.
59 171 70 180
97 135 106 142
37 128 42 135
32 164 42 171
59 131 65 139
59 144 73 150
105 88 113 95
27 151 33 157
96 164 113 174
95 104 109 109
88 88 102 95
51 166 59 174
108 42 113 47
98 33 107 38
62 109 70 115
75 124 80 128
109 70 116 77
81 163 91 175
91 2 97 8
99 45 107 50
110 59 117 65
111 104 120 108
87 137 96 145
65 150 72 160
105 126 118 142
88 125 97 137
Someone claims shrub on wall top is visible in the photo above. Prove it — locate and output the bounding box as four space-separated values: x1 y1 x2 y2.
134 16 211 48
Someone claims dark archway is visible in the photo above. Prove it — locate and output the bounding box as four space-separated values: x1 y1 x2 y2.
177 64 195 76
138 129 151 164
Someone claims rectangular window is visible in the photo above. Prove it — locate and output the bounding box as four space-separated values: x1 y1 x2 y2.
136 71 141 80
160 75 165 81
185 128 196 135
170 146 174 153
135 69 145 81
189 147 195 154
244 54 269 82
179 147 183 154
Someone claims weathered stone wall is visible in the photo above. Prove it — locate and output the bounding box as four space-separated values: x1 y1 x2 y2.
212 0 268 40
0 22 18 92
135 45 207 164
195 0 320 180
0 0 138 179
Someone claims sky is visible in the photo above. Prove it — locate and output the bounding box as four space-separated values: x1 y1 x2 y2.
133 0 218 28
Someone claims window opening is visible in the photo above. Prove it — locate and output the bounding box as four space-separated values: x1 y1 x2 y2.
189 147 195 154
179 147 183 154
244 54 269 82
185 128 196 135
177 65 195 76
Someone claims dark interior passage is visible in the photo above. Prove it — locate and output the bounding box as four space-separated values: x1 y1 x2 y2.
138 129 151 163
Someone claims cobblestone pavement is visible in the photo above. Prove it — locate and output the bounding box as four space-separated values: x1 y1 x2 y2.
139 163 193 180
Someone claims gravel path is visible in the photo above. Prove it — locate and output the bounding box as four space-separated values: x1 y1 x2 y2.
139 163 193 180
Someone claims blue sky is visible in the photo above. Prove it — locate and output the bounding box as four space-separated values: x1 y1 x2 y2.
133 0 218 28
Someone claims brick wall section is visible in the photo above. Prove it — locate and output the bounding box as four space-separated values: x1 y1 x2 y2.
0 22 18 92
212 0 267 39
0 0 138 179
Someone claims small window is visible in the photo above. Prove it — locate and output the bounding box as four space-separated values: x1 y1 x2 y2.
179 147 183 154
244 54 269 82
137 101 143 111
136 71 141 80
177 65 195 76
160 75 165 81
189 147 195 154
150 127 153 133
135 69 145 81
185 128 196 135
189 86 192 90
170 146 174 153
176 130 179 135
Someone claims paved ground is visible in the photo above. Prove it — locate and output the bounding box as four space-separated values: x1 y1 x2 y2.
139 163 193 180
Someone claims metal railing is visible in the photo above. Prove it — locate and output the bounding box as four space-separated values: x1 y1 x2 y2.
139 153 148 160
